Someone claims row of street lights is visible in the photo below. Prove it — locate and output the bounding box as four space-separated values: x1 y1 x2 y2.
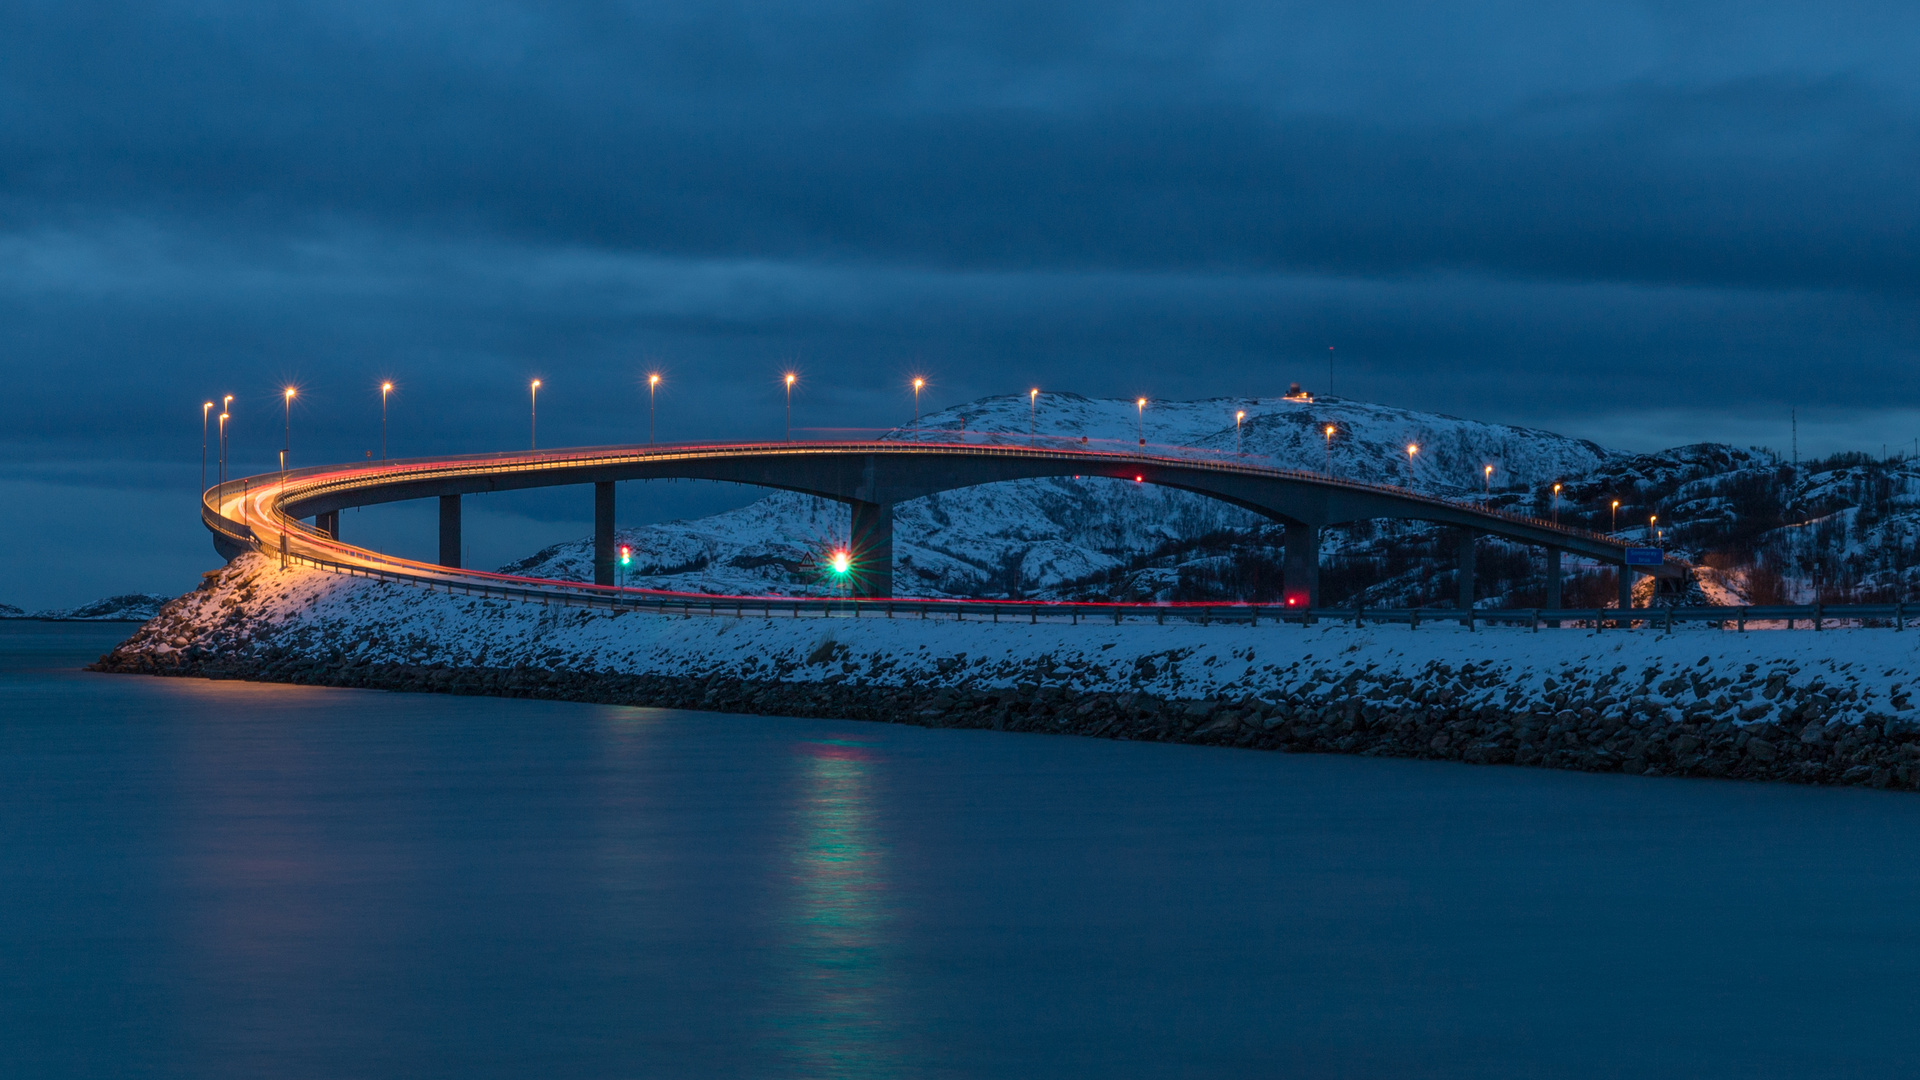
201 379 1574 524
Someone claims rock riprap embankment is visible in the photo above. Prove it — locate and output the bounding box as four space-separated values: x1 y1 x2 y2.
94 555 1920 790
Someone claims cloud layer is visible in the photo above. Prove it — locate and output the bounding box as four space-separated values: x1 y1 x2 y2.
1 0 1916 604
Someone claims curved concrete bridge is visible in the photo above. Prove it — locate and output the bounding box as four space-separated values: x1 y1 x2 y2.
206 440 1681 609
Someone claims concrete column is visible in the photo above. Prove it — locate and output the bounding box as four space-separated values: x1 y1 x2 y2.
593 481 616 587
1455 529 1477 612
850 501 893 598
1283 521 1319 610
315 511 339 540
438 494 461 568
1544 548 1562 610
1617 564 1634 614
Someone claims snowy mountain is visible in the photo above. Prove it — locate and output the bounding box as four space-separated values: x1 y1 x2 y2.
495 391 1920 608
1 594 177 621
503 392 1618 601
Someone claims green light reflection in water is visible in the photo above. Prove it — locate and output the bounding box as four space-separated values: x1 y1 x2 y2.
773 738 906 1078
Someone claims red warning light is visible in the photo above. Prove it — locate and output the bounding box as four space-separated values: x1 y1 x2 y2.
1134 474 1143 482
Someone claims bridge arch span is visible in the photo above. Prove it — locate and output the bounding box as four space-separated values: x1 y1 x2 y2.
210 440 1675 608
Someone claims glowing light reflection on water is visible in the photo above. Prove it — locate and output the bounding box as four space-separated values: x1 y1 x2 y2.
772 738 903 1077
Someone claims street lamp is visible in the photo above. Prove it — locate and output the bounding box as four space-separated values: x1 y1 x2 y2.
1551 482 1562 525
201 402 213 493
1324 424 1336 473
1405 443 1419 487
784 372 797 441
1483 464 1494 495
648 373 661 445
1650 513 1659 542
1235 410 1246 455
530 379 541 450
381 382 393 462
911 377 925 429
1029 388 1039 441
1611 499 1620 534
1136 397 1147 446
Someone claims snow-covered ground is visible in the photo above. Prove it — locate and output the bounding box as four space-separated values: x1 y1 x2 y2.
116 555 1920 732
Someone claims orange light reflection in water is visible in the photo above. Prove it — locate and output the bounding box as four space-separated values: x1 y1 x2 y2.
775 739 902 1076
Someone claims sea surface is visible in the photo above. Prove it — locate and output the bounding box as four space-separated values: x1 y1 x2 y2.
5 620 1920 1079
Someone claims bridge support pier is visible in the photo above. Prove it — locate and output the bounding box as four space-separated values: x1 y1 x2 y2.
1283 522 1319 611
1454 530 1477 613
438 495 461 568
1618 564 1634 616
593 482 616 587
316 511 339 540
1545 547 1562 627
850 501 893 598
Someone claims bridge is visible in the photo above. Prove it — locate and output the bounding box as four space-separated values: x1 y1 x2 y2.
204 439 1682 610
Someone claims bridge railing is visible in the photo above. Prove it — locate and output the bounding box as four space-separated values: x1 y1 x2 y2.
272 551 1907 631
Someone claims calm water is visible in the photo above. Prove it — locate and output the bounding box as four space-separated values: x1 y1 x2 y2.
6 622 1920 1078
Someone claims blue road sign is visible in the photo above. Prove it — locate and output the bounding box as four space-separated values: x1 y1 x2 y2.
1624 547 1664 566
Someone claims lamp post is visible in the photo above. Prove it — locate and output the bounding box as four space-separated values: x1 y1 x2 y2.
1551 482 1561 525
282 387 296 467
529 379 541 450
201 402 213 493
1611 499 1620 534
912 377 925 430
648 373 661 445
220 394 233 486
1405 443 1419 487
1029 388 1039 442
381 382 393 462
1324 424 1336 473
1484 464 1494 495
1136 397 1147 446
1650 513 1659 543
784 372 797 441
1235 410 1245 456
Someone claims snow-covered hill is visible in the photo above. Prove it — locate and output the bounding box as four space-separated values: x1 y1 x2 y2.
1 594 176 621
503 392 1616 600
493 391 1920 608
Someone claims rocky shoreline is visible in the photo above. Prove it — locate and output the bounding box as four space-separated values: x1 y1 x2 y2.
94 638 1920 792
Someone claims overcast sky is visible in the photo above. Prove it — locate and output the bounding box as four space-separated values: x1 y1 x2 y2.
2 1 1916 607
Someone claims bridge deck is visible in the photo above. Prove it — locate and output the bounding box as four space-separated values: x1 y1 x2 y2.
205 440 1686 605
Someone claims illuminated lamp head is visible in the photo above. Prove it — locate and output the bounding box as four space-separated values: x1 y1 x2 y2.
831 549 851 575
1134 475 1143 482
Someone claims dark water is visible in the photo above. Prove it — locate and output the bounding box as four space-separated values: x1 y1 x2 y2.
6 622 1920 1078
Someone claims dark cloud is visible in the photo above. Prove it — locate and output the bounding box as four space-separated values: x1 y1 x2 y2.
1 0 1917 605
